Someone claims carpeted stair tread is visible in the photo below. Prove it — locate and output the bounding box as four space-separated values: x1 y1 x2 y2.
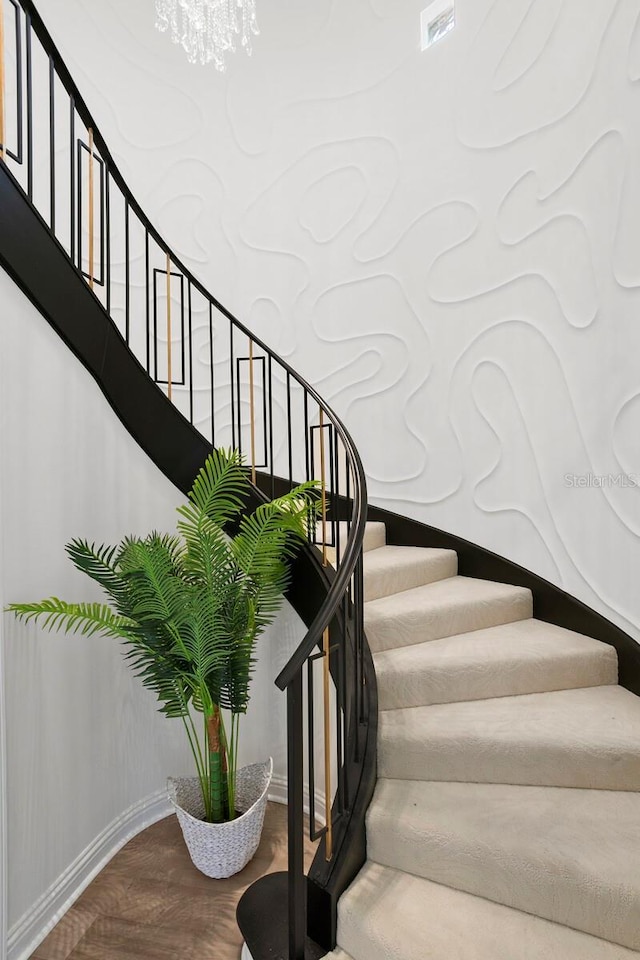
363 545 457 601
336 861 640 960
322 951 354 960
365 575 533 652
374 618 618 709
367 779 640 950
378 685 640 789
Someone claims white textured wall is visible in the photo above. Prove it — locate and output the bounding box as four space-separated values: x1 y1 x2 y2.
29 0 640 643
0 268 305 934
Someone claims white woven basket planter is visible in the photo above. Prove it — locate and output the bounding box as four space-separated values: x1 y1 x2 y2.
168 757 273 879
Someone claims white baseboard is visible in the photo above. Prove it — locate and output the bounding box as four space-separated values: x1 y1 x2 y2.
268 773 326 824
7 789 172 960
8 776 323 960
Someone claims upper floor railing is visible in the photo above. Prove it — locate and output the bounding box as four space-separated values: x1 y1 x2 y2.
0 2 370 955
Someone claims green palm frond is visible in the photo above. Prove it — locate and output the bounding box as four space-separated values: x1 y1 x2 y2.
123 644 190 718
6 598 137 639
184 447 247 527
118 535 190 631
232 507 308 605
178 589 229 681
65 540 130 608
221 630 256 714
177 509 234 596
269 481 323 536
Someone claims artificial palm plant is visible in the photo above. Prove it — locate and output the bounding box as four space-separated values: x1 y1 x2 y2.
6 449 319 824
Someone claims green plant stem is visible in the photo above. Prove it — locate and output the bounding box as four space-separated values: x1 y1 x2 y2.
218 709 236 820
186 707 207 792
206 707 226 822
229 712 240 819
204 710 213 822
218 708 232 820
180 713 210 820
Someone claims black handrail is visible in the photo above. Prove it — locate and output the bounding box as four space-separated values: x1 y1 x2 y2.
276 428 367 691
0 4 372 957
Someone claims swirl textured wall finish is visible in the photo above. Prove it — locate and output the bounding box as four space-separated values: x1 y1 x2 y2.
38 0 640 639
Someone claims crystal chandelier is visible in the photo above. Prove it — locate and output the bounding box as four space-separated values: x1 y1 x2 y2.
155 0 259 71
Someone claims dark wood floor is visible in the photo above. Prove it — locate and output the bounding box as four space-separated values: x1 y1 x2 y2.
32 802 316 960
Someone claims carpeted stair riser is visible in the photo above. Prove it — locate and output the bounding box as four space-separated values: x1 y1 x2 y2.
315 520 386 558
365 576 533 653
367 779 640 951
358 521 386 553
333 862 640 960
378 685 640 789
362 546 457 602
374 618 618 710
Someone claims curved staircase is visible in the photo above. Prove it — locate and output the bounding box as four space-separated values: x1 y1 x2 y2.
1 3 640 959
324 521 640 960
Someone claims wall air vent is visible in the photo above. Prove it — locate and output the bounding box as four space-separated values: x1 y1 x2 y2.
421 0 455 50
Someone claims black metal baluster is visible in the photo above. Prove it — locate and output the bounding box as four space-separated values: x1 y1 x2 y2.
307 657 317 837
13 4 23 166
235 353 242 461
124 199 129 344
286 371 293 489
341 593 350 812
353 576 360 764
346 463 353 613
268 354 274 499
25 11 32 199
260 352 267 483
105 167 111 315
76 133 82 276
209 301 215 448
303 390 310 483
188 278 193 424
144 228 150 373
229 319 236 449
303 390 311 542
152 259 158 382
346 460 351 533
69 95 74 263
98 147 104 289
335 627 344 816
334 434 341 566
48 55 55 233
355 552 364 724
287 670 306 960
